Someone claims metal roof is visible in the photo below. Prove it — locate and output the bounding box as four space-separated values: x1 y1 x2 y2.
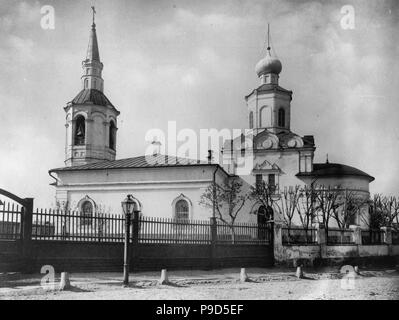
245 83 293 100
86 23 100 62
69 89 117 110
297 163 375 182
50 155 217 173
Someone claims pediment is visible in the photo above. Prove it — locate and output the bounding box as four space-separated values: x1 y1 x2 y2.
253 159 281 172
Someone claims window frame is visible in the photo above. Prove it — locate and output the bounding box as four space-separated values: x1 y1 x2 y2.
109 120 116 150
175 199 189 221
278 108 285 127
81 200 93 226
74 115 86 146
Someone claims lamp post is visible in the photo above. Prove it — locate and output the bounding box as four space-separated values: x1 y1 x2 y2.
121 194 138 287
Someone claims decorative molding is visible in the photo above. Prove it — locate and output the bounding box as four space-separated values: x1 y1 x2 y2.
171 193 193 219
253 159 281 172
76 195 97 212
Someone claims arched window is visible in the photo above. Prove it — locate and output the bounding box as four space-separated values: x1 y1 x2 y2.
109 121 116 150
278 108 285 127
84 79 88 89
81 201 93 226
175 199 189 220
249 111 254 129
74 116 86 145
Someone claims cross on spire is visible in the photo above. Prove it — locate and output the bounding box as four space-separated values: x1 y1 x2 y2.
91 6 96 26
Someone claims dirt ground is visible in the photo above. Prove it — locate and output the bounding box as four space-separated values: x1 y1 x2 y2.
0 267 399 300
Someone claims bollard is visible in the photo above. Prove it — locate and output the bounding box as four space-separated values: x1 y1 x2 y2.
159 269 169 285
59 272 70 291
354 266 359 274
296 266 303 279
240 268 248 282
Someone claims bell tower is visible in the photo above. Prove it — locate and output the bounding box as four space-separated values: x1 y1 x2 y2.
246 24 292 135
64 8 120 167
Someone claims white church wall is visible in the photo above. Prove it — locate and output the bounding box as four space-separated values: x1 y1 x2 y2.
54 165 230 220
63 186 211 219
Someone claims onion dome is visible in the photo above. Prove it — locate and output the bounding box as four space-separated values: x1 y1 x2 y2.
255 50 282 77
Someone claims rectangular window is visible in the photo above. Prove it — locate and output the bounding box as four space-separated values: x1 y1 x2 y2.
256 174 263 191
268 174 276 193
268 174 275 186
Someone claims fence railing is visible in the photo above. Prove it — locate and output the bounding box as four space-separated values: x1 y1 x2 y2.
282 226 317 245
392 231 399 245
216 222 271 245
139 216 211 244
0 201 22 240
327 228 354 245
361 229 385 245
0 209 270 245
32 209 125 242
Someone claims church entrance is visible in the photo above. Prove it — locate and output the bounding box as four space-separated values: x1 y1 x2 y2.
257 205 273 241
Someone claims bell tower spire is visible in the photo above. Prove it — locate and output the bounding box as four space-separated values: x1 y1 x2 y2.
81 6 104 92
64 7 120 167
245 24 292 134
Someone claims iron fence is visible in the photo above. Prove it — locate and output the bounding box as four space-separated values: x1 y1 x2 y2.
28 209 272 245
0 201 22 240
327 228 354 245
282 226 317 245
32 209 125 242
361 229 385 245
138 216 211 244
1 206 273 246
216 222 271 245
392 231 399 245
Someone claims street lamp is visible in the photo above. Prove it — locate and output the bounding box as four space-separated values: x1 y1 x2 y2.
121 194 139 287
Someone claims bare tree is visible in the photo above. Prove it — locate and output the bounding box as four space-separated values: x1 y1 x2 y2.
274 185 301 230
361 194 399 230
378 195 399 228
269 185 300 243
362 194 386 230
313 185 341 237
332 189 368 230
248 180 277 217
199 177 248 243
296 184 317 239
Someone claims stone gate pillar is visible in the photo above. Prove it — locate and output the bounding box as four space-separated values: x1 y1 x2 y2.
273 221 285 265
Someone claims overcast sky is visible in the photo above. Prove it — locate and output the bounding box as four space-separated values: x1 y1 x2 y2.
0 0 398 207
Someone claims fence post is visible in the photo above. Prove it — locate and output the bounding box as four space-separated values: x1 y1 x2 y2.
381 226 392 256
21 198 34 273
350 225 362 245
381 227 392 245
315 223 326 259
273 221 284 265
131 211 140 271
210 217 217 269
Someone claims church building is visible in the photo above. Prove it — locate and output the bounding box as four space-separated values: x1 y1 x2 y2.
49 16 374 226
